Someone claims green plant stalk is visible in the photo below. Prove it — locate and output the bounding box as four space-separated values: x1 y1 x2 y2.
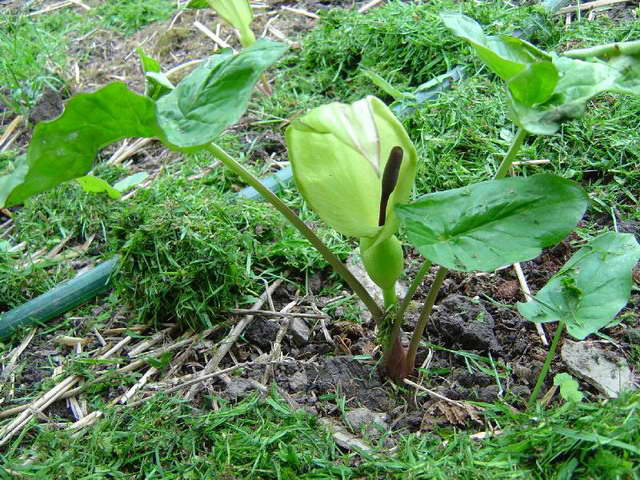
205 143 384 324
239 27 256 49
382 287 397 309
382 260 431 363
405 265 448 371
495 127 527 179
528 320 565 410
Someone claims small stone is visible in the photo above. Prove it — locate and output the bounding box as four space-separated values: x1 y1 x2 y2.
245 318 279 350
224 378 254 401
288 370 308 392
561 340 635 398
511 385 531 399
289 318 311 346
477 385 500 403
344 407 388 440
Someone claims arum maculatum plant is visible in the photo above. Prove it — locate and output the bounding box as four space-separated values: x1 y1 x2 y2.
441 13 640 405
286 96 590 379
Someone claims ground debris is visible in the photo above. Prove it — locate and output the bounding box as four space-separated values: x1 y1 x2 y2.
344 407 388 440
561 340 635 398
289 317 311 346
430 295 501 352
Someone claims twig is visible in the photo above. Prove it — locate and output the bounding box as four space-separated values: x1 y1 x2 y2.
68 410 103 433
1 328 36 380
0 376 81 445
358 0 385 13
194 21 233 49
107 138 154 165
281 6 320 19
185 279 283 400
126 362 255 408
100 336 133 359
513 262 548 346
102 325 149 335
92 328 107 347
119 367 158 404
261 300 296 383
0 116 23 150
67 396 85 421
45 234 73 260
267 26 300 49
127 326 176 357
28 0 77 16
557 0 628 14
404 378 482 411
70 0 91 10
187 161 221 181
228 308 328 319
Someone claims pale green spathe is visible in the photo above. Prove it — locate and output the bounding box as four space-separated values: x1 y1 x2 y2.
207 0 255 47
285 96 417 244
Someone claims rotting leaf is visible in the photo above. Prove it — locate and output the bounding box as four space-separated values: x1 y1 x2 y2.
517 232 640 340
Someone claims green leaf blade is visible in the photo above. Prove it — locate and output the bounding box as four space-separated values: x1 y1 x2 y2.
1 83 160 207
396 174 588 272
440 12 554 102
76 176 121 199
554 373 583 403
156 39 287 149
517 232 640 340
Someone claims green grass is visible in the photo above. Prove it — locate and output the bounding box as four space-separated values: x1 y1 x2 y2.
0 13 69 113
93 0 177 35
2 389 638 479
0 0 176 114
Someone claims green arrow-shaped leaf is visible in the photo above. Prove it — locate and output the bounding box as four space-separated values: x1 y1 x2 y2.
137 48 174 99
564 39 640 96
0 82 161 208
517 232 640 340
396 174 588 272
440 12 557 106
510 56 618 135
156 39 287 149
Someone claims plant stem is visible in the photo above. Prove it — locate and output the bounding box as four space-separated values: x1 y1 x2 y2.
383 260 431 359
528 320 565 410
206 143 384 324
396 260 432 326
495 127 527 180
239 27 256 49
382 287 397 310
405 266 448 371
